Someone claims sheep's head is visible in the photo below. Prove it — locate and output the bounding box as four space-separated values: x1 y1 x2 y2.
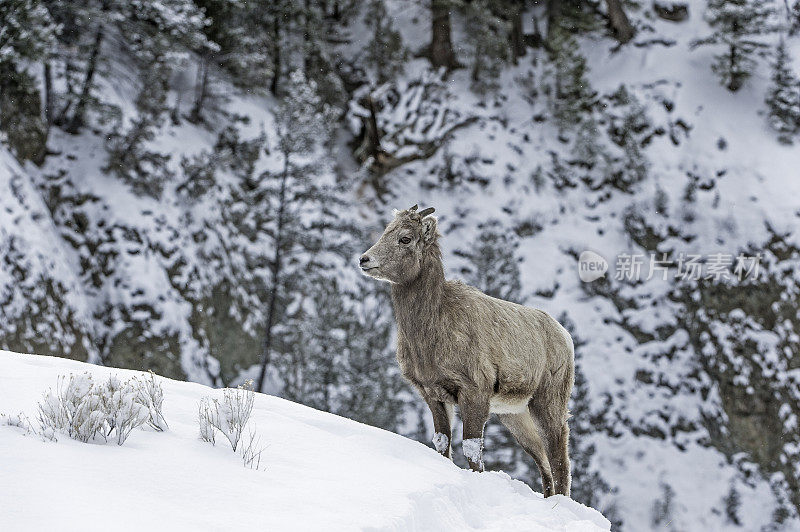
359 205 439 284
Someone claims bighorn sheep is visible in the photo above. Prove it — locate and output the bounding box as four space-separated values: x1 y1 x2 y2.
360 205 574 497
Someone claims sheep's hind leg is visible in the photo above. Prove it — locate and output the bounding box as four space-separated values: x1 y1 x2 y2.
497 412 555 497
529 395 572 497
546 421 571 497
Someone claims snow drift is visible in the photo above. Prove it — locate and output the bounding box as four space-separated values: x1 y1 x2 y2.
0 351 609 531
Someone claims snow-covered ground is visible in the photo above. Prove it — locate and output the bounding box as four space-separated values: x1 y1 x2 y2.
0 351 609 531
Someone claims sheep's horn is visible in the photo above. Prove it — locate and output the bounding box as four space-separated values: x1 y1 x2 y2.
409 204 418 211
418 207 435 218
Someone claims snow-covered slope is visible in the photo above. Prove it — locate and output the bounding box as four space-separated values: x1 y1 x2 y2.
0 351 609 531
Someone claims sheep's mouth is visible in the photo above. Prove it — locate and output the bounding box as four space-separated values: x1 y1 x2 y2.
360 266 378 272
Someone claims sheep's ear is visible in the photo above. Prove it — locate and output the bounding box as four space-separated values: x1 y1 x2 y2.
421 216 438 244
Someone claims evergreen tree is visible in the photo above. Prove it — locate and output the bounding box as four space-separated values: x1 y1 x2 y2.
336 282 407 430
189 0 271 117
464 0 510 94
362 0 407 85
255 69 340 393
455 219 522 302
693 0 775 92
602 85 651 190
189 0 270 122
493 0 526 63
0 0 56 163
43 0 208 133
429 0 459 69
792 1 800 35
243 0 345 105
765 39 800 144
546 29 597 135
104 62 173 198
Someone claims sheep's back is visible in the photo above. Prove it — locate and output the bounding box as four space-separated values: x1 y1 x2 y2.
442 280 574 391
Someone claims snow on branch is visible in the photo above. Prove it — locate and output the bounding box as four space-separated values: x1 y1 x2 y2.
134 371 169 432
33 372 168 445
197 380 264 469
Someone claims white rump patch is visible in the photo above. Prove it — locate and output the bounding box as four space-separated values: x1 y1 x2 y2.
489 396 530 414
462 437 484 465
432 432 449 454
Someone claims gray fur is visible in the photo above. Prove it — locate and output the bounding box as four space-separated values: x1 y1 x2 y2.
360 207 574 497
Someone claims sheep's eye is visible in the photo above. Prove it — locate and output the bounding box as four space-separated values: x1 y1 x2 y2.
399 236 412 245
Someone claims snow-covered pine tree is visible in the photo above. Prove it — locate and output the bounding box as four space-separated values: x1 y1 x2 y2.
189 0 271 122
546 28 597 136
242 0 344 105
454 219 522 302
336 280 407 431
693 0 776 92
602 85 652 190
765 38 800 144
104 61 173 198
463 0 510 95
279 272 405 432
44 0 208 133
792 0 800 35
248 71 403 427
254 69 340 393
175 124 267 385
298 0 348 107
0 0 56 163
362 0 407 85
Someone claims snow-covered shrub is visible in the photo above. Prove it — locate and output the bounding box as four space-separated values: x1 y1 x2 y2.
134 371 169 431
3 410 56 441
38 373 105 443
36 372 165 445
1 412 34 433
198 382 263 468
96 376 150 445
197 381 254 452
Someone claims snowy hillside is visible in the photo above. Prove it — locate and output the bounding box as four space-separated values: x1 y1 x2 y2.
2 0 800 530
0 351 609 531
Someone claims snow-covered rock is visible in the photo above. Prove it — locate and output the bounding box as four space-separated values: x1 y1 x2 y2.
0 351 610 531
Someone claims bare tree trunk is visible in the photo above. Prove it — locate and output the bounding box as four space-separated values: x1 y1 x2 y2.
257 155 290 393
270 18 281 95
509 3 526 63
66 1 109 134
430 0 458 69
189 55 209 123
605 0 635 44
303 0 311 75
43 60 54 129
54 59 75 127
546 0 562 41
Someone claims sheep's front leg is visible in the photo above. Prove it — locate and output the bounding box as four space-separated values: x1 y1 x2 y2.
459 395 490 472
425 397 454 458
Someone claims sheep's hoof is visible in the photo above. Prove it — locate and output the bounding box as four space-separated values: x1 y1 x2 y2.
467 461 484 472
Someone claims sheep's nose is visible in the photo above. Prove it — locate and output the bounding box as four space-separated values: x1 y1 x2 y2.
359 255 370 266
